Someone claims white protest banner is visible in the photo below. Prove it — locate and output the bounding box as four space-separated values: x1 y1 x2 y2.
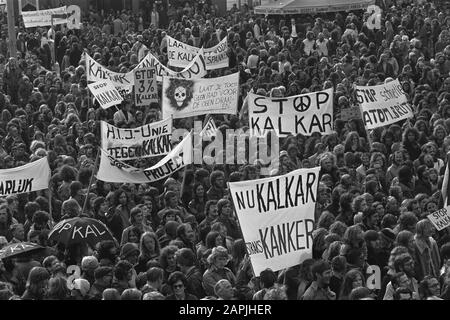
356 79 414 130
428 207 450 231
0 157 50 196
200 118 217 138
167 36 229 70
87 80 123 109
134 67 158 106
100 118 172 161
229 167 320 275
248 88 334 137
97 132 192 183
162 72 239 119
22 6 68 28
85 50 207 96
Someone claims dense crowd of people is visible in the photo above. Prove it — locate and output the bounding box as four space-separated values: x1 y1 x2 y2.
0 0 450 300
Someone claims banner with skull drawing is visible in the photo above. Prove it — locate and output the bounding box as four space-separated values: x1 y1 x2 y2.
162 72 239 119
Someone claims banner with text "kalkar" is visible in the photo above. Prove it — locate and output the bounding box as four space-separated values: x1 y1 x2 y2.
134 67 158 106
228 167 320 275
167 36 229 70
248 88 334 137
97 132 192 184
100 118 172 161
0 157 50 196
87 80 123 109
85 51 207 97
22 6 68 28
162 72 239 119
356 79 414 130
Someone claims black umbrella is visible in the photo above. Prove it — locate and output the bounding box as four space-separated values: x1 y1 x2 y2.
48 217 115 247
0 242 44 260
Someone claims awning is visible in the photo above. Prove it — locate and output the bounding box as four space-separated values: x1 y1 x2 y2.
254 0 376 15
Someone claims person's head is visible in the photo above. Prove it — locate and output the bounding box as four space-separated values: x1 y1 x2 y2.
341 269 365 298
81 256 99 274
391 271 411 291
394 253 415 277
416 219 435 238
167 271 187 297
311 260 332 287
217 199 233 218
113 260 133 282
205 200 219 219
176 223 196 243
94 266 113 287
395 230 415 253
47 276 69 299
176 248 196 271
121 288 142 300
10 223 24 241
119 243 140 265
159 245 178 270
214 279 234 300
210 170 225 189
349 287 371 300
398 212 418 233
207 246 230 269
71 278 91 300
26 267 50 299
102 288 121 300
140 232 160 257
0 204 12 226
259 268 277 289
419 276 441 299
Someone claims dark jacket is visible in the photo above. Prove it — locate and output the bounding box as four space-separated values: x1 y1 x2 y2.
185 266 205 299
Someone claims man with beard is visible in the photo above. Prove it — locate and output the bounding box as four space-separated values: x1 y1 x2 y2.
383 253 419 300
302 260 336 300
88 267 113 300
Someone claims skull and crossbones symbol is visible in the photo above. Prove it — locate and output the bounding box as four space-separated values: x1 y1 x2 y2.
174 86 186 107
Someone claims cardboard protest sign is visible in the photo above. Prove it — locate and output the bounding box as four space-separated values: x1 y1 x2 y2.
134 67 158 106
167 36 228 70
85 50 207 97
200 117 218 138
87 80 123 109
356 79 414 130
97 132 192 184
228 167 320 275
100 118 172 161
0 157 50 196
248 88 334 137
428 207 450 231
22 6 68 28
162 72 239 119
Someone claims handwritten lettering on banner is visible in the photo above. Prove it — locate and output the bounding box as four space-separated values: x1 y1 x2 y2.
134 67 158 106
87 80 123 109
167 36 229 70
248 88 334 137
100 118 172 161
229 167 320 275
0 157 50 196
428 207 450 231
85 51 207 97
162 72 239 119
356 79 414 130
97 132 192 184
22 6 68 28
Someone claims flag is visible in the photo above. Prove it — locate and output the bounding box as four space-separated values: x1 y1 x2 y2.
441 152 450 207
200 117 217 138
